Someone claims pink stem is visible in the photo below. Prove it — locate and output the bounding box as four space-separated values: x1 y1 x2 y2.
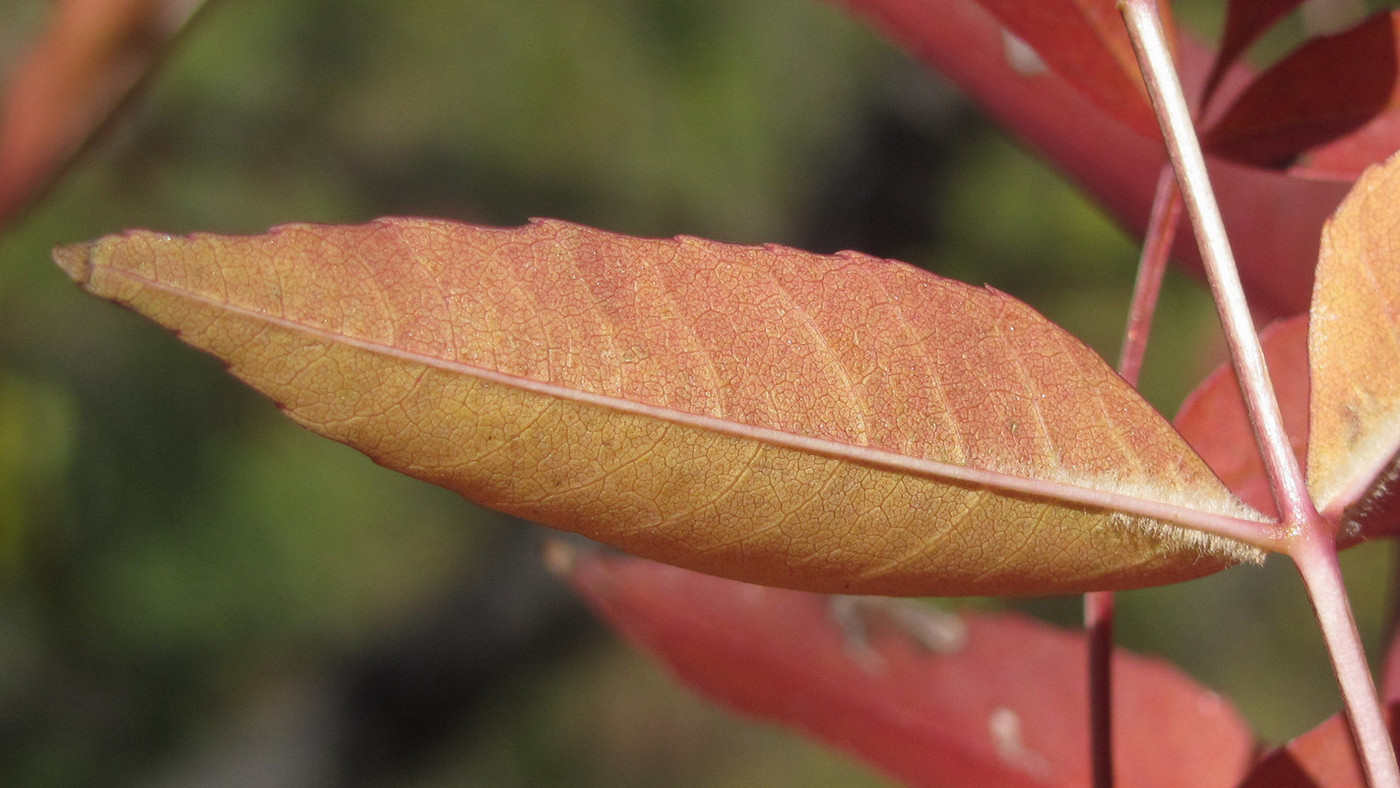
1086 160 1182 788
1084 590 1116 788
1117 166 1180 384
1119 0 1311 527
1295 534 1399 788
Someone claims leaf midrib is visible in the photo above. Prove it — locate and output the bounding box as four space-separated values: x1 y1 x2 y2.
110 264 1278 553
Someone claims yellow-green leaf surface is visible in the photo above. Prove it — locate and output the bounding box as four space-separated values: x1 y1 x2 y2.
1309 152 1400 528
53 219 1262 596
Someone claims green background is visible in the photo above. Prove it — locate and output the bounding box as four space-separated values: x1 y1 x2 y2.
0 1 1392 785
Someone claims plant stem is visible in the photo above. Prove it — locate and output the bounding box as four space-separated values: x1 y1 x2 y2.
1085 162 1182 788
1084 590 1115 788
1295 534 1399 788
1119 2 1399 784
1118 0 1312 528
1117 166 1180 385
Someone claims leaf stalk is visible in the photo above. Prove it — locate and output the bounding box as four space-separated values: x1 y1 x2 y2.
1118 0 1311 529
1118 2 1400 784
1088 155 1184 788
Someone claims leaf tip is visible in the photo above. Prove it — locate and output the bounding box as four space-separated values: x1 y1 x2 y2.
51 242 94 287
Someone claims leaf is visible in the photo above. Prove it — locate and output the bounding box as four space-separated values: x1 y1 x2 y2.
1203 11 1400 179
830 0 1352 320
0 0 205 226
1236 703 1400 788
1174 314 1309 519
554 544 1257 788
1201 0 1309 103
54 218 1264 597
1307 151 1400 532
967 0 1161 138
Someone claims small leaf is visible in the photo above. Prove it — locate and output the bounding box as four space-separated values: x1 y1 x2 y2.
1236 704 1400 788
555 544 1257 788
1308 151 1400 532
830 0 1352 320
0 0 205 226
1174 314 1309 518
1203 11 1400 179
1201 0 1309 103
54 218 1264 597
969 0 1161 138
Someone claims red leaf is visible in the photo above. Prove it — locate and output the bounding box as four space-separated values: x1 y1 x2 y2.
830 0 1351 319
1201 0 1309 103
1173 315 1310 519
966 0 1160 138
0 0 204 226
1236 704 1400 788
1203 11 1400 179
555 544 1256 788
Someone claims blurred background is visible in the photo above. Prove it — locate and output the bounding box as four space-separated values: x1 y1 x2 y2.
0 0 1395 785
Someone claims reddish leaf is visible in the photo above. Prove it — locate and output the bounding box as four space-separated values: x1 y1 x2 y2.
554 544 1256 788
1201 0 1309 103
53 218 1267 597
1385 628 1400 704
1203 12 1400 179
1307 152 1400 535
967 0 1160 138
0 0 204 226
1174 314 1310 519
830 0 1351 319
1237 703 1400 788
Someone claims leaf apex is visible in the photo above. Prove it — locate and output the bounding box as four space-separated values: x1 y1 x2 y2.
51 242 94 286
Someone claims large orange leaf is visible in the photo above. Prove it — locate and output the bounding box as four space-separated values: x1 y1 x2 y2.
1308 152 1400 532
557 545 1256 788
52 218 1266 596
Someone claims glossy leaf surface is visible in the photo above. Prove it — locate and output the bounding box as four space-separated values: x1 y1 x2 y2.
1174 315 1309 519
54 218 1263 597
557 545 1256 788
1308 152 1400 531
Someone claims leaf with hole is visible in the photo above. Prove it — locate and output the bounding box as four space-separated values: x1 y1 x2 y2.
557 544 1257 788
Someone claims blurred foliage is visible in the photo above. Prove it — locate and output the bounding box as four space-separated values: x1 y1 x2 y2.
0 0 1392 786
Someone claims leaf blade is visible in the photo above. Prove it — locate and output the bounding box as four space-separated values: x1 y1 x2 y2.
969 0 1160 137
1308 152 1400 531
1203 11 1400 179
1201 0 1309 103
558 546 1257 788
1174 314 1310 518
56 218 1263 596
0 0 205 226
